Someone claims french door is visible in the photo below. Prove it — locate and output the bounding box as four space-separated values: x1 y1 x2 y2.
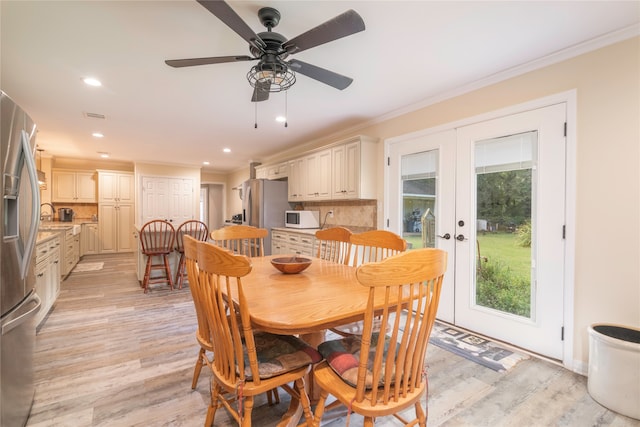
387 103 567 359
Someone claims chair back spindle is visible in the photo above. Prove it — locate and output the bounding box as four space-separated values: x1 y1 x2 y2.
210 225 268 257
315 226 353 264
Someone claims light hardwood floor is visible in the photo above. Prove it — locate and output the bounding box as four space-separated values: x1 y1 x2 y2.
26 253 638 427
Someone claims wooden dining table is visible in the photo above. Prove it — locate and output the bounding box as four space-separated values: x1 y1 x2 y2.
227 254 380 426
235 255 371 344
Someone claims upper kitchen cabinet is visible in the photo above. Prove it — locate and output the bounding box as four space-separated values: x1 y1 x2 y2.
52 169 97 203
331 137 377 200
285 136 378 202
288 158 305 202
98 170 134 203
304 149 332 200
256 161 289 180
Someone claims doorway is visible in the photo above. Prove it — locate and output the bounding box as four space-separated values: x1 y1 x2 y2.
387 103 568 360
201 183 224 231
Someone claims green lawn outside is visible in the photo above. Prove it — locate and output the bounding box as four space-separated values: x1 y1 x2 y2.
476 232 530 281
405 231 532 316
404 232 530 281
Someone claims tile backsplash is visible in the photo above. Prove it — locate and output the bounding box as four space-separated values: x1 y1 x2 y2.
47 203 98 221
301 200 377 231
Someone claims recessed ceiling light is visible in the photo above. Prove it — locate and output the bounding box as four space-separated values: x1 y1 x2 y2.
223 148 231 153
83 77 102 87
275 116 286 123
203 161 210 165
92 132 104 138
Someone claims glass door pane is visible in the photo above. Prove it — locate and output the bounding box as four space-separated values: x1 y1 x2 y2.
401 150 437 250
474 131 536 319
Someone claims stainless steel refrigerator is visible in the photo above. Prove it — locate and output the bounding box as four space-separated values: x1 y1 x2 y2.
242 179 289 255
1 91 42 426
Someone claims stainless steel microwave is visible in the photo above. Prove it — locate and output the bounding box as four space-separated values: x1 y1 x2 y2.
285 210 320 229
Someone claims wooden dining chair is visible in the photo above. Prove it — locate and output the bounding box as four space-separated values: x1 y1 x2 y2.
196 240 321 426
175 220 208 289
139 219 175 293
313 248 448 427
209 225 268 257
314 226 353 264
182 235 213 389
330 230 408 337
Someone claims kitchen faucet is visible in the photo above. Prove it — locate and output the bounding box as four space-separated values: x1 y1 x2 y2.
40 203 55 221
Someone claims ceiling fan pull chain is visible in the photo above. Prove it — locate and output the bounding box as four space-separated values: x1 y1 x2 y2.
284 92 288 128
254 101 258 129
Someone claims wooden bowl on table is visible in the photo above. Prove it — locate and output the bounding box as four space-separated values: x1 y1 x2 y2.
271 256 312 274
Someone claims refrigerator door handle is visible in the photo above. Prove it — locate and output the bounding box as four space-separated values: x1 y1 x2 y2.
245 184 252 225
20 129 41 280
1 293 41 335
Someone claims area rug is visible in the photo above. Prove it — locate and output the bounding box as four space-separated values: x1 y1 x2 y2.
429 321 529 372
73 262 104 273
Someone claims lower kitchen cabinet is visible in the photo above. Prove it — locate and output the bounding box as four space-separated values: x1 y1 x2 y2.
99 203 134 253
81 223 99 255
271 229 316 257
35 235 61 327
62 228 81 276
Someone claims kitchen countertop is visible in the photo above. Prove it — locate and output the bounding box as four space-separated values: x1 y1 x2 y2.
36 231 60 244
37 219 98 243
272 227 320 236
272 226 375 235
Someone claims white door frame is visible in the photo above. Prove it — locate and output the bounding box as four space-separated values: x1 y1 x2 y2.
384 90 577 370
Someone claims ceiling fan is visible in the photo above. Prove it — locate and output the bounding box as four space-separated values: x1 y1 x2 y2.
165 0 365 102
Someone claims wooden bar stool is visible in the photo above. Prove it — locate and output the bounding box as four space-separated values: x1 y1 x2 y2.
139 219 175 293
174 220 208 289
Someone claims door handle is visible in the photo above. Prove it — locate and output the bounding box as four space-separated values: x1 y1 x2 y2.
456 234 468 241
437 233 451 240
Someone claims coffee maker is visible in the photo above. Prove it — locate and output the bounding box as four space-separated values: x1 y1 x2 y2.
59 208 74 222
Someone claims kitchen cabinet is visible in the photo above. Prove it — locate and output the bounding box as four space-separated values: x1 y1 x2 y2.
100 203 134 253
62 227 80 276
287 158 305 202
81 223 99 255
35 235 61 327
256 162 289 180
98 170 135 253
304 149 332 200
285 136 378 202
271 229 315 257
52 169 97 203
331 138 377 200
98 170 134 203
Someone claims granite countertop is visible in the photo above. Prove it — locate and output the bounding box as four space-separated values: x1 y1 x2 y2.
36 231 61 244
40 219 98 227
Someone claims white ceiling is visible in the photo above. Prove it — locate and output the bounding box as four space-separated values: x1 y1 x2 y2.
2 1 638 173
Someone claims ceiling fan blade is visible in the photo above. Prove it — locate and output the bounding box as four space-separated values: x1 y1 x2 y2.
251 81 270 102
283 9 365 55
288 59 353 90
197 0 266 51
165 55 254 68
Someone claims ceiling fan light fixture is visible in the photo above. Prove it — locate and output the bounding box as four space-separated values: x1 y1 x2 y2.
247 62 295 93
